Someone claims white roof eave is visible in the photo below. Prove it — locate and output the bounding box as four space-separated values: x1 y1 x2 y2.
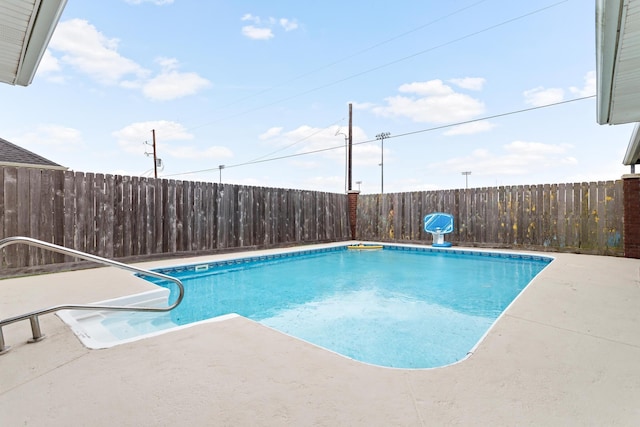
0 0 68 87
15 0 68 86
623 123 640 165
596 0 623 125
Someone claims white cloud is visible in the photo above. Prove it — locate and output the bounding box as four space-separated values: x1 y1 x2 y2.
47 20 209 101
259 127 283 140
443 120 495 136
19 124 84 151
279 18 299 31
241 26 274 40
49 19 149 85
504 140 572 155
569 71 596 97
37 50 61 75
449 77 486 91
113 120 194 155
565 160 628 183
241 14 261 24
433 140 576 177
524 71 594 108
261 124 369 165
142 57 211 101
399 80 454 96
523 87 564 107
373 79 485 123
353 143 382 166
240 14 299 39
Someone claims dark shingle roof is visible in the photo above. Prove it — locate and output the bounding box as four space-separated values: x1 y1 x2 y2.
0 137 66 170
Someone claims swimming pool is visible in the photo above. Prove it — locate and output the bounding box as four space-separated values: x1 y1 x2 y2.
59 244 552 368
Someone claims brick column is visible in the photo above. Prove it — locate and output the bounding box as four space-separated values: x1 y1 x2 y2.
623 174 640 258
348 190 359 240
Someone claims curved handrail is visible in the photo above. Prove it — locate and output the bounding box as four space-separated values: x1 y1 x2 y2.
0 236 185 354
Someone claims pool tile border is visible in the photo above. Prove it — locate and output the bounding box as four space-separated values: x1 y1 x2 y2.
149 244 553 277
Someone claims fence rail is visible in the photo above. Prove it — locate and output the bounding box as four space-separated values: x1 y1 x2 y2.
356 181 623 255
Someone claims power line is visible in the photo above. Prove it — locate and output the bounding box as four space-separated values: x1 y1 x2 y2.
186 0 493 132
163 117 346 177
185 0 568 132
387 95 596 140
164 95 595 178
243 117 345 165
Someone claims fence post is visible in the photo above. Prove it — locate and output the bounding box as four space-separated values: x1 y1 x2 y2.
623 174 640 258
348 190 360 240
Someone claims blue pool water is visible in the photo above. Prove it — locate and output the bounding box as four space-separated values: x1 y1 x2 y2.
131 246 552 369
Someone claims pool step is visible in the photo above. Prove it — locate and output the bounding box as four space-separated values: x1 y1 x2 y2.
100 312 177 340
57 288 178 347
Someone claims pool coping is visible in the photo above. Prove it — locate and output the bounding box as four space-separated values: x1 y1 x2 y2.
1 241 639 425
56 242 554 357
150 241 553 276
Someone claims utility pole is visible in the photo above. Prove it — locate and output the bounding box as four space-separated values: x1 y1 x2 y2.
144 130 159 178
348 103 353 192
152 129 158 179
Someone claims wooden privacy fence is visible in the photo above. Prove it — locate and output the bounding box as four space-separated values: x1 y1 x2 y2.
0 167 350 270
0 166 626 273
356 182 624 255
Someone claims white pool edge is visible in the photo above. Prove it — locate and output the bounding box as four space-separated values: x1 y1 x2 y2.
56 289 239 349
57 241 555 359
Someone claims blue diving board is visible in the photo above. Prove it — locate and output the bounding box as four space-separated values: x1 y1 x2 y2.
423 212 454 247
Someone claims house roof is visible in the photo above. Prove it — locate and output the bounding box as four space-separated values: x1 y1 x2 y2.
0 0 68 86
0 137 67 170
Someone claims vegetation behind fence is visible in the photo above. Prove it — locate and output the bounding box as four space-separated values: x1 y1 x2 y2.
0 167 350 270
356 181 623 255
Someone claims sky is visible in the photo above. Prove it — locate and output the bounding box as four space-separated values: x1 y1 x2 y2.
2 0 636 194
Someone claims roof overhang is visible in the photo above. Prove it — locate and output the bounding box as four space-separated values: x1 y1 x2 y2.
596 0 640 125
596 0 640 166
0 0 68 86
624 123 640 165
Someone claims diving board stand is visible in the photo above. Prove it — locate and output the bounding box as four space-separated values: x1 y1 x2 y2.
423 213 454 247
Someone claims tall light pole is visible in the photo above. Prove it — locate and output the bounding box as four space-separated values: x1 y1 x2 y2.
376 132 390 194
462 171 471 189
218 165 225 184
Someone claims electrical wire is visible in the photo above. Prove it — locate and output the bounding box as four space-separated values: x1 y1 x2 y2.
163 95 595 178
186 0 494 132
185 0 568 132
243 117 345 164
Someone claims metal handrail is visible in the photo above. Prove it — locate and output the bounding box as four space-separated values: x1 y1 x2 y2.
0 236 185 354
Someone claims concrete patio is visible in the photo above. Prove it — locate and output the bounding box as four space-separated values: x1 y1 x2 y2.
1 243 639 426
